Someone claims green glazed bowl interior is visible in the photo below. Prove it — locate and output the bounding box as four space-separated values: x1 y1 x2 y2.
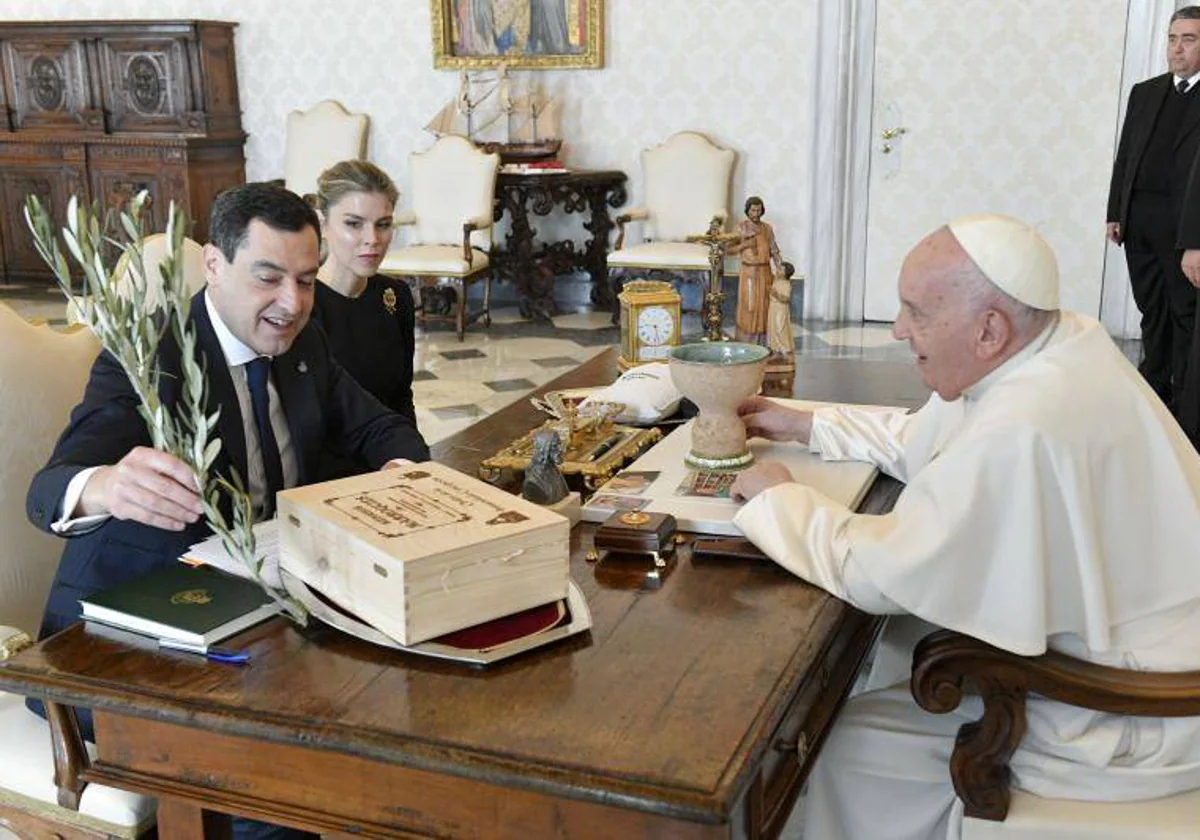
670 341 770 366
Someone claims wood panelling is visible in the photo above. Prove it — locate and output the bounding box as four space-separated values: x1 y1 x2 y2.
0 20 245 281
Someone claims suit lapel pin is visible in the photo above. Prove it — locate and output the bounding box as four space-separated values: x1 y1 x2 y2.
297 360 308 374
382 287 397 315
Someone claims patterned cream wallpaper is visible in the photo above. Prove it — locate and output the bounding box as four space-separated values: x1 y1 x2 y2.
0 0 817 275
864 0 1127 319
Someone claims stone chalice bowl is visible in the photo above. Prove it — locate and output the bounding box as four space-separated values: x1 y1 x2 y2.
669 342 770 470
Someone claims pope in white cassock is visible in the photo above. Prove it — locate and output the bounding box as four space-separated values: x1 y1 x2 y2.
729 215 1200 840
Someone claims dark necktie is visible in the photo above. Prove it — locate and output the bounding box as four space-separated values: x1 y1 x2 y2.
245 357 284 516
1180 79 1191 95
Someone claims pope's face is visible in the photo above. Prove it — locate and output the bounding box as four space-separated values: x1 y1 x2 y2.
1168 18 1200 78
321 190 395 280
203 219 320 357
891 231 985 401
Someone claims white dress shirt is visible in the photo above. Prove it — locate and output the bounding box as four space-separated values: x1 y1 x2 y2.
1176 70 1200 93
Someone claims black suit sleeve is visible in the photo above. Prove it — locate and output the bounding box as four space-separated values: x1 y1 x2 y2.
1108 85 1140 224
26 348 152 532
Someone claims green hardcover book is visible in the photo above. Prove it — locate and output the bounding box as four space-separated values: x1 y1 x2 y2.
79 565 280 647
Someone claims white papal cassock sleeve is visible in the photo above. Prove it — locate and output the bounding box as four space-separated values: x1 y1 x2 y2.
808 406 912 477
733 483 906 615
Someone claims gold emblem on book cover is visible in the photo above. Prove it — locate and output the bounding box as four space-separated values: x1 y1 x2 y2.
170 588 213 606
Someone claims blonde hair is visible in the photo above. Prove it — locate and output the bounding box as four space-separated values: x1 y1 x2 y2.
315 160 398 216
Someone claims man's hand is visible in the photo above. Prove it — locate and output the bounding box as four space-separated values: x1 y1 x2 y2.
79 447 203 531
1183 250 1200 289
730 461 793 503
1106 222 1122 245
737 396 813 443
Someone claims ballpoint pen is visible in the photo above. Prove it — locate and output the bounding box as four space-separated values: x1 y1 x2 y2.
585 434 623 462
159 638 251 665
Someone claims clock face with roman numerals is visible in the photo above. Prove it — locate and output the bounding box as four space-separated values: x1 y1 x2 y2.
636 306 676 347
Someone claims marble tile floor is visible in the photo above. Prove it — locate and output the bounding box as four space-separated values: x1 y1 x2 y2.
0 284 1142 448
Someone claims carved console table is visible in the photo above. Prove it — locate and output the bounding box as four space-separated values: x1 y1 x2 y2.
491 169 627 321
0 20 246 282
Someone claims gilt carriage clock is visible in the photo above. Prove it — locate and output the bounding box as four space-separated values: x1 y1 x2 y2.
617 280 682 372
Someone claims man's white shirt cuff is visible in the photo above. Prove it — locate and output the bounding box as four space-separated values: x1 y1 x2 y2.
50 467 110 534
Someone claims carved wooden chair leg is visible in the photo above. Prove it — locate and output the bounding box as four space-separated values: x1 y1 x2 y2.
416 278 428 330
456 279 466 342
482 271 492 328
44 699 90 810
609 269 625 324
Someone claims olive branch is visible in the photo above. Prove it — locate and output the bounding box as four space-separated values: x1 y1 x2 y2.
24 193 307 624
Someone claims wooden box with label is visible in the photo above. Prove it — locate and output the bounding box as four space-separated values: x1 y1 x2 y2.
277 464 570 645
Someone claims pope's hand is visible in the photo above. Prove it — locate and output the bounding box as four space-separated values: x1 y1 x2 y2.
1105 222 1122 245
80 447 203 531
1183 250 1200 289
730 461 793 503
737 396 813 443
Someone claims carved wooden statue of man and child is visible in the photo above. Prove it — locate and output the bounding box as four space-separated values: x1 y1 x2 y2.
726 195 796 367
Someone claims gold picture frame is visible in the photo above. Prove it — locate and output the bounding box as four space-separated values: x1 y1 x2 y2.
431 0 604 70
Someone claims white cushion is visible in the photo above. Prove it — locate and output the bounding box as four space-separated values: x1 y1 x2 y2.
963 788 1200 839
607 241 710 270
581 363 682 424
641 131 735 242
0 692 155 836
284 100 369 198
0 304 99 636
380 245 491 278
408 136 499 252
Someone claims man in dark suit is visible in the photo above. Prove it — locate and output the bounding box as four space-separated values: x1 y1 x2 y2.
26 183 428 840
1106 5 1200 410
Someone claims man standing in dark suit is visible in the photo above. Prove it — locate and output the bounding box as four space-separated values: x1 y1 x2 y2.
26 183 428 840
1107 6 1200 410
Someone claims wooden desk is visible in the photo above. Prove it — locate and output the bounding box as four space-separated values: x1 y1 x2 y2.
0 349 907 839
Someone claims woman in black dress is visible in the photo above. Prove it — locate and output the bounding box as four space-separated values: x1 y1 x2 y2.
312 160 418 477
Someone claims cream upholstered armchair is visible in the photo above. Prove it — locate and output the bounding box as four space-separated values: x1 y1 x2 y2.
66 233 206 327
912 630 1200 839
283 99 369 199
0 303 157 838
379 135 500 341
606 131 736 317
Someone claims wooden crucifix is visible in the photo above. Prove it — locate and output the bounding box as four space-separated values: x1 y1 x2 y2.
686 216 740 342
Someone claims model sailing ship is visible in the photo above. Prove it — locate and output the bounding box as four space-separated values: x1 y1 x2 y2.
426 66 563 162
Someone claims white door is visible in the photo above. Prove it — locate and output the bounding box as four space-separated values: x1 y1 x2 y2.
862 0 1128 322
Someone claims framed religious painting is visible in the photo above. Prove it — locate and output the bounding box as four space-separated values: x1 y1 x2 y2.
431 0 605 70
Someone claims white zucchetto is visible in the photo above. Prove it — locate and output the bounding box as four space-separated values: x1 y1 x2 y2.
947 214 1060 310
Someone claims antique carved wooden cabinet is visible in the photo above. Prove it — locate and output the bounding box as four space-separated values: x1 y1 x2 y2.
0 20 246 281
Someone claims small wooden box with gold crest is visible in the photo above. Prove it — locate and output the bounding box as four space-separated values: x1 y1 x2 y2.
588 510 681 589
618 279 682 372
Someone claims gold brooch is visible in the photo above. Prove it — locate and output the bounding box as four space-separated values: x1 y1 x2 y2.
382 287 397 315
